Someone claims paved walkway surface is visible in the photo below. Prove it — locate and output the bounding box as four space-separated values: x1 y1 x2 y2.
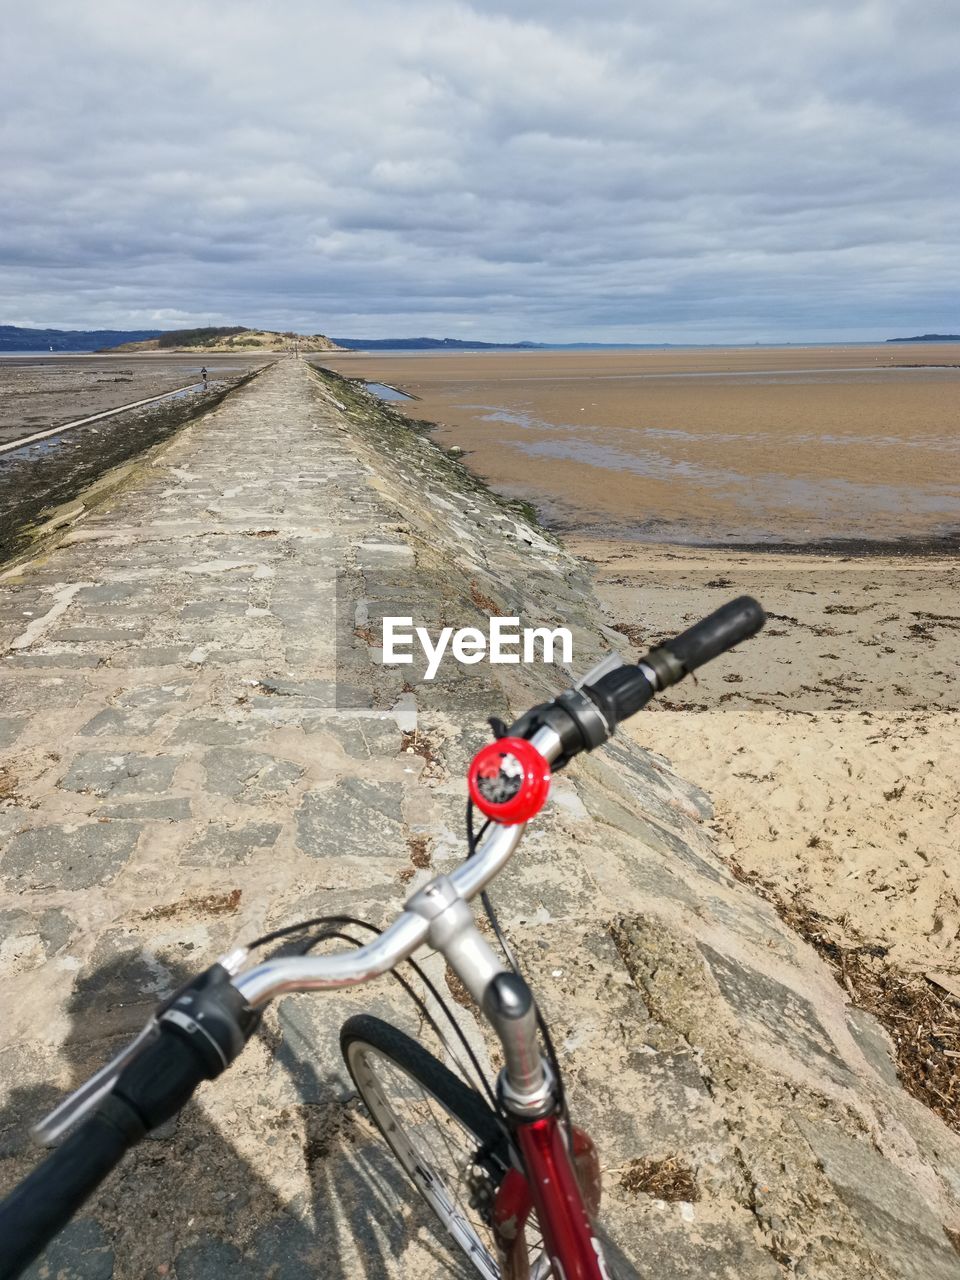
1 358 960 1279
1 358 430 1276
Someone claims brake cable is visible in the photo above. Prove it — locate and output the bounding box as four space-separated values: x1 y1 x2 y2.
466 799 571 1139
245 914 502 1114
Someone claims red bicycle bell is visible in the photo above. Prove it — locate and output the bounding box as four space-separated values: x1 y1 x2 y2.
467 737 551 825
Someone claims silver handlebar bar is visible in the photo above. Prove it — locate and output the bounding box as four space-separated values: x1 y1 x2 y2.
231 724 563 1006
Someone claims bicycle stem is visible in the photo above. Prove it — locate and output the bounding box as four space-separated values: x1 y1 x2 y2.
406 873 552 1115
230 725 565 1115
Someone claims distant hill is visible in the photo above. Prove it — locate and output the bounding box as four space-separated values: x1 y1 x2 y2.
0 323 345 354
887 333 960 342
0 324 164 352
105 327 344 353
331 336 544 350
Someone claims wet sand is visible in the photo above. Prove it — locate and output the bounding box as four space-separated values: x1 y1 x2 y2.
0 354 270 447
317 345 960 548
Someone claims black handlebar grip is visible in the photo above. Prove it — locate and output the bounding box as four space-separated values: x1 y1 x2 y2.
0 968 256 1276
0 1030 214 1277
112 1024 221 1130
585 665 657 727
651 596 765 687
0 1100 140 1278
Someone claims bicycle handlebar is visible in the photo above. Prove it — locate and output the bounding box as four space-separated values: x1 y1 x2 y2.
230 599 767 1006
0 966 259 1276
2 597 764 1274
0 1105 139 1278
651 594 766 685
233 725 562 1008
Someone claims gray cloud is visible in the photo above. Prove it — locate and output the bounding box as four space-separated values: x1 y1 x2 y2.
1 0 957 340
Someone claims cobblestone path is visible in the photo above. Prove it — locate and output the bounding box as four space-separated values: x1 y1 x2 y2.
0 359 450 1276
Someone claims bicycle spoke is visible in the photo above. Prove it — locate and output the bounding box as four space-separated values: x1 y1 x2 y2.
348 1041 553 1278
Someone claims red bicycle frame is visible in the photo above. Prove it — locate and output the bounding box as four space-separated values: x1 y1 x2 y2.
492 1119 609 1280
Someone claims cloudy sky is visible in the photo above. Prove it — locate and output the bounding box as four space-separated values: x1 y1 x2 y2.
2 0 957 342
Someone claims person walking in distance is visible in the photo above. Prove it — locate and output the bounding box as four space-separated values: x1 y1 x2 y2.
200 366 209 389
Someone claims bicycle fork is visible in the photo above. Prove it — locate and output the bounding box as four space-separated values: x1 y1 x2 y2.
407 878 610 1280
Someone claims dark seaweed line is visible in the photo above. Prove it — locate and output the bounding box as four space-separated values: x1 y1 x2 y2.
0 368 266 568
0 381 202 457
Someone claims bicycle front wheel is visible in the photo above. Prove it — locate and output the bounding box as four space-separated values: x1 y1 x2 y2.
341 1013 525 1278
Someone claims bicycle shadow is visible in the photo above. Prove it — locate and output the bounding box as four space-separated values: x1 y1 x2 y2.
0 945 474 1279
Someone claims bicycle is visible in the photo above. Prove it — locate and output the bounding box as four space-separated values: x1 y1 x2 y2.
0 596 765 1279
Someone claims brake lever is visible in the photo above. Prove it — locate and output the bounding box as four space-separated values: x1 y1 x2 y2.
32 947 251 1147
32 1019 161 1147
499 652 624 771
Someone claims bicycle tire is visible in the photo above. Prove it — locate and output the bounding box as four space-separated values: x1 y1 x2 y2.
340 1015 639 1280
341 1013 519 1278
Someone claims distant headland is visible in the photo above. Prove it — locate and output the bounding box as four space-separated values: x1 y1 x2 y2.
0 326 670 354
6 322 960 356
0 324 343 354
887 333 960 343
104 327 343 353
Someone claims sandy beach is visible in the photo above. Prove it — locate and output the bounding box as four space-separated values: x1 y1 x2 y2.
571 538 960 977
